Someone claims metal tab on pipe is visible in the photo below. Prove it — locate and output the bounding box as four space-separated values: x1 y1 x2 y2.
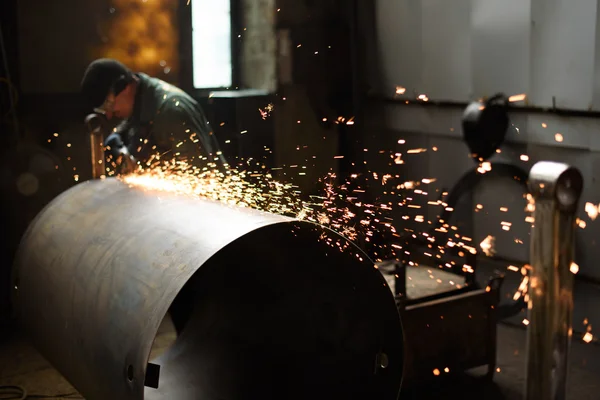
525 161 583 400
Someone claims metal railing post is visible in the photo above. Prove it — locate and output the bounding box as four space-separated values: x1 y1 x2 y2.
525 161 583 400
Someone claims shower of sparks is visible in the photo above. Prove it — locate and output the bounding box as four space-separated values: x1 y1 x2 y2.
114 135 504 270
582 319 594 343
123 163 307 216
513 271 529 301
58 101 599 313
477 161 492 174
480 235 495 256
570 262 579 274
332 116 355 125
526 193 535 213
120 157 406 257
585 202 599 220
508 93 527 103
259 103 275 120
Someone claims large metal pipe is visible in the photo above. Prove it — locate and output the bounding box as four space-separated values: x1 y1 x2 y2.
525 161 583 400
11 178 404 400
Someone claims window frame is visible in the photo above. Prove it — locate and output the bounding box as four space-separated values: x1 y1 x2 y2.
178 0 241 95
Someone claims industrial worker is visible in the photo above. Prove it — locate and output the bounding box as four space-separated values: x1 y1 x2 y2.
80 58 226 173
80 58 222 335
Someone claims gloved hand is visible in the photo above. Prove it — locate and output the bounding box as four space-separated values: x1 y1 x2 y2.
105 132 126 159
118 152 137 175
105 132 137 175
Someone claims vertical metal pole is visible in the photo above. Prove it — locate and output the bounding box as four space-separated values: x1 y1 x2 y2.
0 19 20 142
526 161 583 400
85 114 106 180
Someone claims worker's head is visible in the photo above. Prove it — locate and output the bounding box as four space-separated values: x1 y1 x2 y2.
80 59 138 120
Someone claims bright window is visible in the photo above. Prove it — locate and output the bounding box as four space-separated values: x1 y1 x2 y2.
191 0 233 89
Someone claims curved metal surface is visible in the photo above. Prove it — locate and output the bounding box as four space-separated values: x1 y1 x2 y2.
12 178 404 400
525 161 583 400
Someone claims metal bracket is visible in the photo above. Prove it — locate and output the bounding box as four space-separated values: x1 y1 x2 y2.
144 363 160 389
84 113 106 180
525 161 583 400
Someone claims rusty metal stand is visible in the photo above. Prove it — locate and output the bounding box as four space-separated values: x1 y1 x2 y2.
525 161 583 400
393 258 501 387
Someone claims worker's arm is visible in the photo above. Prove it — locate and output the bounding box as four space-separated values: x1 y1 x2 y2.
151 98 210 163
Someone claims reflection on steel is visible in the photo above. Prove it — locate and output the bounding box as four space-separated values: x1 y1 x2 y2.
525 161 583 400
85 113 105 179
12 178 404 400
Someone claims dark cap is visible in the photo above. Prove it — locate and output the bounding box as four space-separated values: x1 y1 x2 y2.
80 58 133 108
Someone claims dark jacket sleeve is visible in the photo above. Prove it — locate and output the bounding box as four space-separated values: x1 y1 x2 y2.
151 97 224 165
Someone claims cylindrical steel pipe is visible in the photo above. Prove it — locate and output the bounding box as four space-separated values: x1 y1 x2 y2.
525 161 583 400
12 178 404 400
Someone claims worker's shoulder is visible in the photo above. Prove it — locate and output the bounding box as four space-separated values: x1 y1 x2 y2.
143 74 197 109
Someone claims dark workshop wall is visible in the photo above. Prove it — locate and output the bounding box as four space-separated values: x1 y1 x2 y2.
240 0 277 92
18 0 107 94
0 0 20 333
359 0 600 336
271 0 358 195
17 0 181 94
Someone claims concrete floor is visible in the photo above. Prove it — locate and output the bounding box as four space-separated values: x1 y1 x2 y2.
2 322 599 399
1 265 598 399
0 317 177 399
404 322 600 400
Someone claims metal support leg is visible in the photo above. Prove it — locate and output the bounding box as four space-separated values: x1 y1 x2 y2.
525 161 583 400
85 113 106 179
